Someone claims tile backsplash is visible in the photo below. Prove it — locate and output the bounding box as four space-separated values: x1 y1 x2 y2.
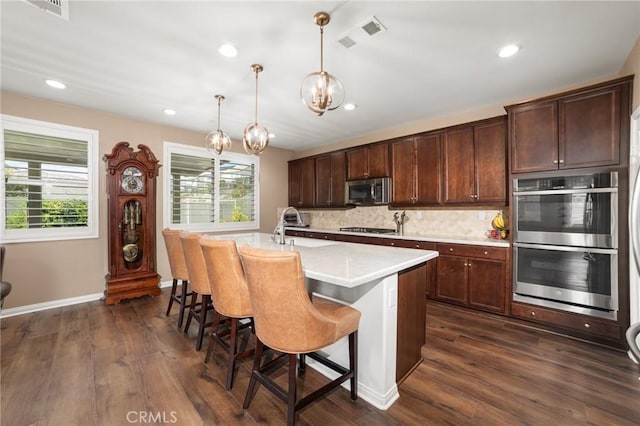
300 206 507 239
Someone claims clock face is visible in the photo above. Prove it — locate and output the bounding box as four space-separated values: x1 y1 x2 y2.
121 166 144 194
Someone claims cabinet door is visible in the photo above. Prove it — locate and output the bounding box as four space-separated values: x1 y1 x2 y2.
329 151 346 206
415 133 442 204
346 147 368 180
315 155 331 206
435 255 468 305
391 137 416 204
288 158 314 207
443 126 475 204
367 142 390 178
509 101 558 173
475 118 506 204
559 85 621 169
467 258 505 313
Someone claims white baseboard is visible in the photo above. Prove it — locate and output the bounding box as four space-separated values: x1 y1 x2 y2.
0 280 173 319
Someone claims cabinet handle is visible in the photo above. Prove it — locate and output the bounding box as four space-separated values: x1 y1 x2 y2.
553 160 558 164
584 323 591 328
559 159 565 164
390 242 395 246
449 248 454 252
469 194 475 199
530 311 536 317
467 262 471 268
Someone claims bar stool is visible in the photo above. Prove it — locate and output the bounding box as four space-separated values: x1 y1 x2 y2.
238 246 361 426
161 228 191 328
180 233 215 351
200 238 254 390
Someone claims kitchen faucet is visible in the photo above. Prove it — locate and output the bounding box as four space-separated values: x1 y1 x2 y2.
274 206 302 244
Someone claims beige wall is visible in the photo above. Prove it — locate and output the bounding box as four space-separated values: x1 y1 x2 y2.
620 35 640 112
1 91 292 309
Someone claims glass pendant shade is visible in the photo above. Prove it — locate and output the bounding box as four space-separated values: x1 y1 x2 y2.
301 70 345 116
300 11 344 116
205 129 231 155
243 64 269 155
205 94 231 155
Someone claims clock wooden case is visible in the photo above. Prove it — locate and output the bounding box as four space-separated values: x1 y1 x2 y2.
103 142 161 304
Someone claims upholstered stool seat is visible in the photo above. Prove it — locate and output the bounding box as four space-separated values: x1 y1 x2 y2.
161 228 192 328
180 233 215 351
200 238 254 390
238 245 361 426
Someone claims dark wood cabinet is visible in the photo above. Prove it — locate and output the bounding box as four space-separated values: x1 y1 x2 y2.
346 142 389 180
288 158 315 207
508 76 632 173
443 117 506 205
434 243 507 314
391 133 441 205
315 151 346 206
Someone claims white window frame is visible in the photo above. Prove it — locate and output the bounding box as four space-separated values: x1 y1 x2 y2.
0 114 99 243
162 141 260 232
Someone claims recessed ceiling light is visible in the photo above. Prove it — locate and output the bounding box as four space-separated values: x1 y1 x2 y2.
344 103 357 111
163 109 176 116
45 79 66 89
498 44 519 58
218 43 238 58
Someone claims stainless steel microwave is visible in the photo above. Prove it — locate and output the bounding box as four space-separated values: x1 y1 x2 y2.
345 177 391 205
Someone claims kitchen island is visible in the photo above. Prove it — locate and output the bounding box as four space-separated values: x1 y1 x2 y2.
211 232 438 410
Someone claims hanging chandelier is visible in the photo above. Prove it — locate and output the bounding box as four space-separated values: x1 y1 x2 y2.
205 94 232 155
300 11 344 116
242 64 270 155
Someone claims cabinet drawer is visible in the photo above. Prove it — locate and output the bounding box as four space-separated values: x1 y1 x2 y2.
436 243 506 260
377 238 436 250
510 302 622 341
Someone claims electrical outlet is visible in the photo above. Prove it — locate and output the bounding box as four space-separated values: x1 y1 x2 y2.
416 211 423 219
478 211 486 220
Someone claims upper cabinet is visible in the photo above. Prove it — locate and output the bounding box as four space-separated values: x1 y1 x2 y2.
288 158 315 208
442 116 507 205
346 142 390 180
315 151 346 207
391 133 442 205
507 76 633 174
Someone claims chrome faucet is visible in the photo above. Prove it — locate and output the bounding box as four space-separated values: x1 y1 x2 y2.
274 206 302 244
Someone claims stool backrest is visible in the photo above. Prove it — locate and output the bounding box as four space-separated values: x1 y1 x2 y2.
200 238 252 318
180 233 210 295
0 245 5 281
162 228 189 281
238 245 337 353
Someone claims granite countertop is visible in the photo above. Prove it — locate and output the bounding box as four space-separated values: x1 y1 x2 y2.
285 226 510 248
209 232 438 288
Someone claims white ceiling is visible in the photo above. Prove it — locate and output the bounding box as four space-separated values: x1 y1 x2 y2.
2 1 639 153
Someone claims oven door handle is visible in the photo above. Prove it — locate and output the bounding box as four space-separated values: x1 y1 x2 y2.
513 187 618 196
514 242 618 255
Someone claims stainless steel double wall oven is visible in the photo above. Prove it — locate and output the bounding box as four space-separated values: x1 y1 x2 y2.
513 172 619 319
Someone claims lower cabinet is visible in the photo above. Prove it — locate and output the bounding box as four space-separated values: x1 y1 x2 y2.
434 243 507 314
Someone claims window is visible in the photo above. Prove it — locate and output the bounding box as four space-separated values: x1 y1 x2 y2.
163 142 259 232
1 115 99 243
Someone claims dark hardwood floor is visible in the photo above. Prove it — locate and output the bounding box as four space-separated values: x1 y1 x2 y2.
2 289 639 425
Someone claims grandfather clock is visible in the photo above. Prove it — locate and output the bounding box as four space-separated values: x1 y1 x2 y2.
103 142 161 304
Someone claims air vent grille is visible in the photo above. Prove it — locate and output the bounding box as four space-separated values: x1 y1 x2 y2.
24 0 69 20
337 16 387 49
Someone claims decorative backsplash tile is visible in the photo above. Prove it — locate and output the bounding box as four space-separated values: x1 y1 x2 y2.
301 206 508 239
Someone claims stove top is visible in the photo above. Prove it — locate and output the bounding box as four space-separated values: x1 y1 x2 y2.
339 227 397 234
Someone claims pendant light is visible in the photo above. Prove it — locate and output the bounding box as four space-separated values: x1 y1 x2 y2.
242 64 269 155
205 94 232 155
300 11 344 116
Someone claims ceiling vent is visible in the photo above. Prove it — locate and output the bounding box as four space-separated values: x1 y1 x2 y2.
24 0 69 20
338 16 387 49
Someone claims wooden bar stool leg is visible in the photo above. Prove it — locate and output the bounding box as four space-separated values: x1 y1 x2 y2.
166 278 178 316
286 353 297 426
204 310 221 364
225 318 238 390
349 331 358 400
243 339 265 409
196 294 211 351
184 292 198 334
177 280 189 328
